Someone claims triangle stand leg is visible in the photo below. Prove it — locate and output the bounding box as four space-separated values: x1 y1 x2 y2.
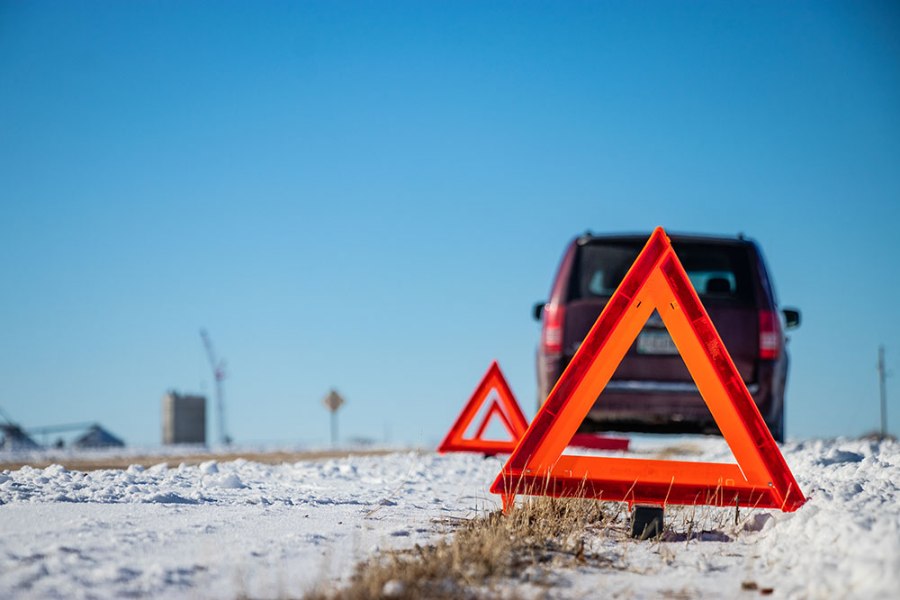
631 505 665 540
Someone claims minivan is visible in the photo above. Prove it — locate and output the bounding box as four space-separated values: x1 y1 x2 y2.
534 232 800 442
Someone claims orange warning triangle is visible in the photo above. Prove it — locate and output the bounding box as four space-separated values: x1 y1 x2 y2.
491 227 806 512
438 361 530 454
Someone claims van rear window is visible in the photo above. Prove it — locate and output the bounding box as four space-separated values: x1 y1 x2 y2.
571 241 755 303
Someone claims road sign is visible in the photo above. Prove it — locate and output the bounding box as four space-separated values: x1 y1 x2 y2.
323 389 345 413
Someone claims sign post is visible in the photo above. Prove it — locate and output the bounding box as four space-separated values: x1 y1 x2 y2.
322 389 345 447
878 346 888 440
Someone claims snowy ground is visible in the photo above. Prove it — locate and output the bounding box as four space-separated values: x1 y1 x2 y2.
0 437 898 599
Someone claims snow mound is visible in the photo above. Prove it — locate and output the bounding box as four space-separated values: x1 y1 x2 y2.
0 439 897 599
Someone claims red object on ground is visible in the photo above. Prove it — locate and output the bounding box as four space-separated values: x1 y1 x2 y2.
569 433 630 451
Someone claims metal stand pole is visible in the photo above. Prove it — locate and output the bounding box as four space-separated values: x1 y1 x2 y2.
331 411 338 447
631 505 664 540
878 346 887 440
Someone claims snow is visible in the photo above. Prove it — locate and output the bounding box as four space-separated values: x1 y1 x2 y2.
1 438 898 599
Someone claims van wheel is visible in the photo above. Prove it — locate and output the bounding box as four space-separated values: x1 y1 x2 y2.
770 425 784 444
768 413 784 444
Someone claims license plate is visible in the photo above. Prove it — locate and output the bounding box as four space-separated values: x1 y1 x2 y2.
636 330 679 355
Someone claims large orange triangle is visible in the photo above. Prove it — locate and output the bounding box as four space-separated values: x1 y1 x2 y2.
438 361 530 454
491 228 806 512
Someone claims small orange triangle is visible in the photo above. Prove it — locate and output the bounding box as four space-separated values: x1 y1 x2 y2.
491 227 806 512
438 361 530 454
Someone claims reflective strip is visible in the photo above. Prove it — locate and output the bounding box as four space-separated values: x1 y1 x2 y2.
604 380 760 394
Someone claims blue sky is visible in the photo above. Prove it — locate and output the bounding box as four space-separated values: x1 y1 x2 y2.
1 1 899 447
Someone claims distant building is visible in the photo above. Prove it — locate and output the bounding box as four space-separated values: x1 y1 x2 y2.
73 424 125 449
162 391 206 445
0 424 40 451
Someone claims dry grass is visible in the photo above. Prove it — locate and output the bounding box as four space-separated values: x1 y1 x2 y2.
306 495 622 600
307 488 759 600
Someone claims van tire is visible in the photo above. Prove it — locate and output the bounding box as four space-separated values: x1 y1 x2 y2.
767 412 785 444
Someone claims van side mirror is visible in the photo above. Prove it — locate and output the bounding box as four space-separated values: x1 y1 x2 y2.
783 308 801 330
533 302 545 321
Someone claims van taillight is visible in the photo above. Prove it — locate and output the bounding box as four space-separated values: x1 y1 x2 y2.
541 304 565 354
759 310 781 360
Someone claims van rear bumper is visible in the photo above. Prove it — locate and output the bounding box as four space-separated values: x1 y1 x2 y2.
583 379 771 435
538 353 784 437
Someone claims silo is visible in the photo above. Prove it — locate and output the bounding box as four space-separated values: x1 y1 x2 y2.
162 391 206 445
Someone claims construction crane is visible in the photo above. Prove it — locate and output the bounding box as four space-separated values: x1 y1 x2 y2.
200 329 231 445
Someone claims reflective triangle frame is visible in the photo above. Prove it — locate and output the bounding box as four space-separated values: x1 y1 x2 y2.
438 361 530 454
491 227 806 512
